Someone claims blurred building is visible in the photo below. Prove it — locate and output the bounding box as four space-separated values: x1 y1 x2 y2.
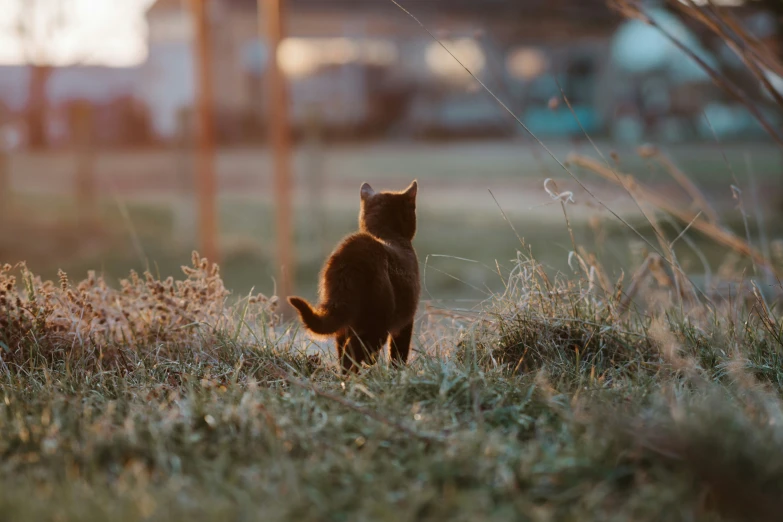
143 0 616 142
607 5 782 143
141 0 780 144
0 0 779 147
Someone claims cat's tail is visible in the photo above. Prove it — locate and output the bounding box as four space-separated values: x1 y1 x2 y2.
288 297 350 335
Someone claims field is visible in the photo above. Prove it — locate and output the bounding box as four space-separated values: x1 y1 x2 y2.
3 139 783 521
3 139 782 302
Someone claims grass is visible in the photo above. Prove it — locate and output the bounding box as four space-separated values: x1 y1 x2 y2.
3 232 783 521
6 140 782 191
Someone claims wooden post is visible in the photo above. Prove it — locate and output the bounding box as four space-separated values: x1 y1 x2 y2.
0 145 8 219
0 120 9 218
260 0 295 312
174 108 196 248
190 0 219 264
73 101 97 229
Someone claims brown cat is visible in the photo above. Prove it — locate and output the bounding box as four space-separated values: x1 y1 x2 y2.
288 180 420 374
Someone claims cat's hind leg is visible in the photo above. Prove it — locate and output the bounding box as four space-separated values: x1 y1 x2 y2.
389 322 414 366
344 330 387 373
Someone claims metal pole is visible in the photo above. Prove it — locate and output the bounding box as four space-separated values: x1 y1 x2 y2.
259 0 295 312
190 0 219 264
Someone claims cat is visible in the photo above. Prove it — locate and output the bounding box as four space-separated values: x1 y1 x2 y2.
288 180 420 374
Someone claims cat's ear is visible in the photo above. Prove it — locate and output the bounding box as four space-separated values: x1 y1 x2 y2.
404 180 418 200
360 182 375 201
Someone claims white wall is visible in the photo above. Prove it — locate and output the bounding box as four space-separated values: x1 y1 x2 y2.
139 42 195 138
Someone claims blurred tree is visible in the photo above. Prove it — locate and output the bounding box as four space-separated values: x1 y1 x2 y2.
7 0 90 149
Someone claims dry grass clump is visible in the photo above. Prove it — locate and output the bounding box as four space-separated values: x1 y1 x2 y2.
454 249 783 393
0 251 278 365
490 310 655 375
457 255 664 376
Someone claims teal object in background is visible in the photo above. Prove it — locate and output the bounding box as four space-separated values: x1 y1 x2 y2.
521 106 600 136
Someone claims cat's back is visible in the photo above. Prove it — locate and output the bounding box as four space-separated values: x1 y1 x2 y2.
385 242 420 326
326 232 389 271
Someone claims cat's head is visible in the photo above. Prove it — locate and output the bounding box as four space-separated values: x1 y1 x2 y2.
359 180 418 241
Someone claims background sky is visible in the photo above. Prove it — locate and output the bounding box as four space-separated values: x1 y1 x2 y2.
0 0 156 67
